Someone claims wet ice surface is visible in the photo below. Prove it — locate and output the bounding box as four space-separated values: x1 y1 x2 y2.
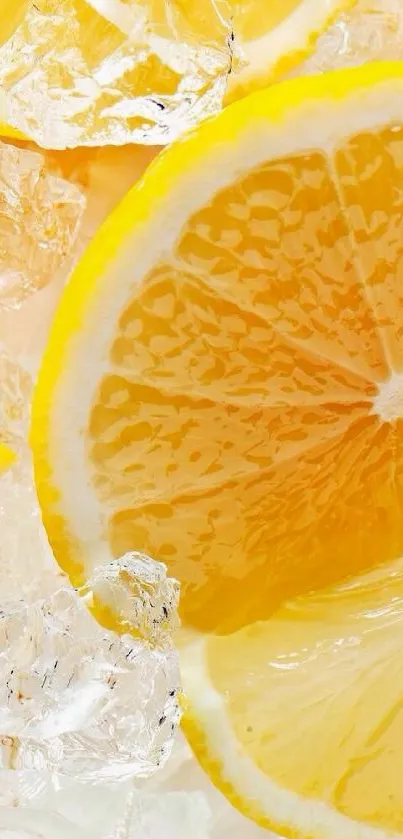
0 772 134 839
0 581 181 782
86 552 180 642
0 735 273 839
0 141 85 309
0 0 234 148
0 776 210 839
296 0 403 75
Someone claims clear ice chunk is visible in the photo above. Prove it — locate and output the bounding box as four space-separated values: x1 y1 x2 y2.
85 551 180 642
0 141 85 309
0 0 234 149
0 771 135 839
0 582 181 782
0 771 132 839
295 0 403 76
0 772 211 839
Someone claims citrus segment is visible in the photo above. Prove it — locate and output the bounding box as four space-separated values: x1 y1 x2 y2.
31 64 403 636
335 127 403 372
175 150 387 382
181 556 403 837
108 413 400 631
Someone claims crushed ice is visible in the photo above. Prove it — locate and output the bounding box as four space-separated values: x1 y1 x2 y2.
0 577 182 783
0 0 235 148
84 551 180 644
293 0 403 76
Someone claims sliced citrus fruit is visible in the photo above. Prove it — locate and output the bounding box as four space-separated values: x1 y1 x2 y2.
181 557 403 838
226 0 357 102
0 442 16 474
32 62 403 636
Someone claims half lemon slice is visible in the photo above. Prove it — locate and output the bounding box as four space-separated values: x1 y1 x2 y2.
181 558 403 838
32 63 403 638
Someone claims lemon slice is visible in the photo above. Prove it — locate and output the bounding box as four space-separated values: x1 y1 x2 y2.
0 442 16 474
181 558 403 837
32 63 403 638
226 0 357 102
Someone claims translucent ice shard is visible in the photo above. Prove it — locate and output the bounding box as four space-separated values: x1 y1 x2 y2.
0 582 181 782
85 552 180 642
0 0 234 149
0 773 212 839
295 0 403 76
0 141 85 309
0 771 133 839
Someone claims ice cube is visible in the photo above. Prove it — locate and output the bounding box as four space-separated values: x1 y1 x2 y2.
0 764 274 839
0 0 234 149
0 773 212 839
0 770 133 839
84 551 180 642
0 581 181 783
0 141 85 310
295 0 403 76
